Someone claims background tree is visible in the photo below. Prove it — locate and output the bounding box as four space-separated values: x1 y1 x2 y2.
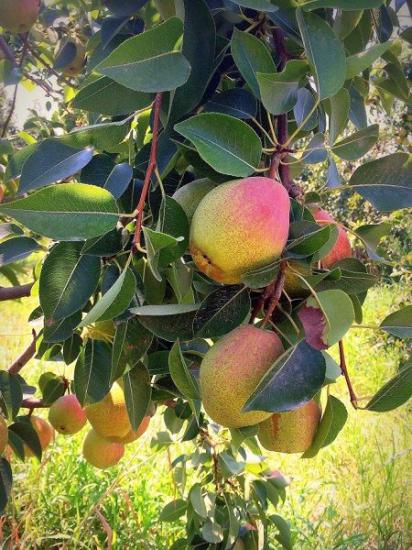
0 0 411 548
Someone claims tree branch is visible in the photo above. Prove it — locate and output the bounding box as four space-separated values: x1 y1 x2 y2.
133 92 163 252
8 329 37 375
0 282 34 302
338 340 358 409
262 262 286 327
0 35 16 65
21 397 46 409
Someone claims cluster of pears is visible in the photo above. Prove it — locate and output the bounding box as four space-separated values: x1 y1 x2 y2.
47 383 150 469
179 176 351 453
1 383 150 469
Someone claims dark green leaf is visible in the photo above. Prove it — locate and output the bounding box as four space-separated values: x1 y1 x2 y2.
332 124 379 161
348 153 412 211
193 285 250 338
40 242 101 321
168 340 200 400
9 419 42 460
0 372 23 421
297 10 346 99
241 262 280 289
96 18 191 92
365 365 412 412
0 237 39 267
329 88 350 143
159 499 187 522
346 41 392 79
270 514 293 550
43 312 82 343
0 183 119 241
74 340 112 405
175 113 262 177
123 362 152 430
244 341 326 413
204 89 257 120
380 306 412 338
0 459 12 514
131 304 198 341
111 319 153 382
71 76 152 115
19 140 93 193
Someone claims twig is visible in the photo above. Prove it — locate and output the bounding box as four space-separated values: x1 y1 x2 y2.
0 35 16 65
338 340 358 409
250 281 276 323
8 329 37 375
261 263 286 327
21 397 46 409
0 282 34 302
132 92 163 252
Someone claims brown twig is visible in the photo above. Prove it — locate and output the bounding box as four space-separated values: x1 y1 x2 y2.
261 263 286 327
8 329 37 375
0 282 34 302
250 281 276 323
0 35 16 65
338 340 358 409
132 92 163 252
21 397 46 409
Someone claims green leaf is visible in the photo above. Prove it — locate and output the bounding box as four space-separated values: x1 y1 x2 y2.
355 223 391 259
63 118 131 152
123 363 152 431
244 341 326 413
332 124 379 161
63 333 82 365
143 227 181 281
156 196 189 268
346 41 392 80
380 306 412 339
40 242 101 321
231 28 276 98
231 0 277 10
270 514 293 550
131 304 198 341
74 340 112 405
0 372 23 422
193 285 250 339
189 484 207 518
0 183 119 241
348 153 412 212
39 373 66 406
71 76 153 115
79 266 136 327
112 319 153 382
241 262 279 289
202 520 224 544
297 10 346 99
43 312 82 344
9 419 42 460
96 18 191 92
168 340 200 400
317 259 377 295
257 60 309 115
287 222 331 256
175 113 262 177
0 237 40 267
0 459 12 514
168 0 216 124
329 88 350 143
19 140 93 193
159 499 187 522
303 395 347 458
365 365 412 412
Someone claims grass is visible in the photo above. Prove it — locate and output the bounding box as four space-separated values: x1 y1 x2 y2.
0 285 411 549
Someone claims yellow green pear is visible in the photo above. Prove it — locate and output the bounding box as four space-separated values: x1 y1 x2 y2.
258 400 321 454
82 429 124 469
48 394 87 435
172 179 216 222
85 382 131 440
113 415 150 444
190 177 290 284
200 325 284 428
0 416 8 455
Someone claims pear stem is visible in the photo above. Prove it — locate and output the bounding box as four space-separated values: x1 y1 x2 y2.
133 92 163 252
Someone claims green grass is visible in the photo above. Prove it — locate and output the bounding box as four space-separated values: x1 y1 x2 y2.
0 286 411 549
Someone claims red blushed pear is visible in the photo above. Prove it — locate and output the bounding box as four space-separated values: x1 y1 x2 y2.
190 177 290 284
313 207 352 269
0 0 40 33
200 325 284 428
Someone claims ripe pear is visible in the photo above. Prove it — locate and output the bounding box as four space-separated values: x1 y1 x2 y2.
172 178 216 222
0 0 40 33
313 207 352 269
25 416 54 457
0 416 8 455
200 325 284 428
190 177 290 284
258 400 321 454
55 38 86 77
113 415 150 444
82 429 124 469
48 394 87 435
85 382 131 440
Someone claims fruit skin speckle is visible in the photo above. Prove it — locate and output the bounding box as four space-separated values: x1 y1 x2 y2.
190 177 290 284
200 325 284 428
